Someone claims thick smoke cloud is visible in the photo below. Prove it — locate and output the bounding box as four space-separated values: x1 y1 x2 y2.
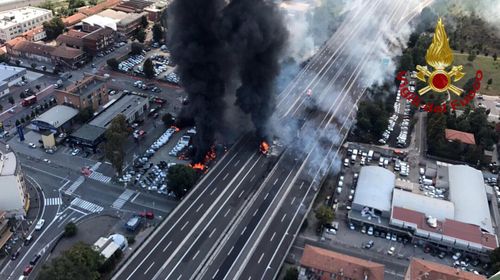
168 0 287 161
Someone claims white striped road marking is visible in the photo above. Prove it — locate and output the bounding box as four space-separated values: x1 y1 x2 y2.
234 160 240 166
44 197 62 206
238 190 244 198
209 228 216 238
91 162 101 171
224 208 231 217
250 175 256 182
212 269 219 279
195 203 204 213
291 197 296 205
144 262 155 275
227 246 234 256
64 176 84 195
257 253 264 264
281 213 287 222
241 226 247 235
112 189 135 209
180 221 189 231
270 232 276 242
222 173 229 181
163 241 172 252
88 171 111 183
192 250 200 260
70 197 103 213
264 192 269 200
273 178 279 185
210 187 217 196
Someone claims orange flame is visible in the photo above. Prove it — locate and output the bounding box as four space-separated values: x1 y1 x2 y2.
260 141 270 155
171 126 180 132
191 163 205 170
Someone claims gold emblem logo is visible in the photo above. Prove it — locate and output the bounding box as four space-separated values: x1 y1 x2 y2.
415 18 465 96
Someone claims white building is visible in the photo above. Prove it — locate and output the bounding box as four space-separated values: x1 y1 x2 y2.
0 150 28 218
0 7 52 42
0 64 26 97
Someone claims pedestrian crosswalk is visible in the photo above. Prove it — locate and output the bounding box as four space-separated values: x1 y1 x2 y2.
112 189 136 209
88 171 111 183
65 176 85 195
91 162 101 171
45 197 62 206
70 197 104 213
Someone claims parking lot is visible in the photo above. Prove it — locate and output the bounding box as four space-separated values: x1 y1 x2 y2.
321 144 491 277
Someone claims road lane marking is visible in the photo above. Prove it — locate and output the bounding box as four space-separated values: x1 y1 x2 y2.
177 274 182 280
291 197 296 205
224 208 231 217
299 184 303 190
192 250 200 260
227 246 234 256
273 178 279 185
209 228 216 238
222 173 229 181
234 160 240 166
241 226 247 235
253 209 258 217
196 203 204 213
257 253 264 264
238 190 244 198
250 175 256 182
180 221 189 231
163 241 172 252
144 261 155 275
212 269 219 279
270 232 276 242
264 192 269 200
210 187 217 196
281 213 287 223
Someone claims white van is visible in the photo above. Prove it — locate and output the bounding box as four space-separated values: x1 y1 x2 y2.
367 150 374 161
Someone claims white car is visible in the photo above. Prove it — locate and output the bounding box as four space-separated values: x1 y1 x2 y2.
71 149 80 156
35 219 45 230
336 187 342 194
387 246 396 255
29 143 36 148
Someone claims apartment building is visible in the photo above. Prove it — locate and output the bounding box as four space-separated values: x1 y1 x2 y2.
0 7 52 42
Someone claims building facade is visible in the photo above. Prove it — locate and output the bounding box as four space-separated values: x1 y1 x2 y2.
0 150 28 218
55 74 109 111
0 7 52 42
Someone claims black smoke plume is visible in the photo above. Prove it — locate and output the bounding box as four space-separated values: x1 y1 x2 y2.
168 0 287 162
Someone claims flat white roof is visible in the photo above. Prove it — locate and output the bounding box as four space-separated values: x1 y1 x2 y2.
0 152 16 176
352 166 395 212
0 7 52 29
392 189 455 221
448 165 493 233
0 65 25 82
82 15 117 31
33 105 78 129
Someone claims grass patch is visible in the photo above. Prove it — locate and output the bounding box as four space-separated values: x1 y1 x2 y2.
453 52 500 96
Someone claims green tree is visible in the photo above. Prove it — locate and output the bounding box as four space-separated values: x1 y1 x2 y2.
143 58 154 79
136 28 146 43
0 54 10 63
31 63 37 69
130 42 143 55
8 96 14 105
38 242 103 280
68 0 85 9
19 92 26 99
493 53 498 61
15 120 20 126
315 205 334 225
88 0 98 5
141 15 148 28
107 58 119 70
490 247 500 273
43 17 65 40
152 23 163 42
168 165 199 198
76 107 94 123
105 114 128 175
64 222 77 237
35 84 41 91
284 267 299 280
467 51 476 62
162 113 174 127
38 0 55 12
15 60 21 66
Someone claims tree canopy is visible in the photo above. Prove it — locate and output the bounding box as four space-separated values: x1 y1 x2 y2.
130 42 143 56
315 205 334 225
162 113 175 127
136 29 146 43
107 58 119 70
143 58 154 79
167 165 199 198
43 17 65 40
105 114 129 175
283 267 299 280
152 23 163 42
38 243 103 280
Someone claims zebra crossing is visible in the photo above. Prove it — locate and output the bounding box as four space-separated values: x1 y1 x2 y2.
70 197 104 213
112 189 136 209
64 176 85 195
91 162 101 171
45 197 62 206
88 171 112 183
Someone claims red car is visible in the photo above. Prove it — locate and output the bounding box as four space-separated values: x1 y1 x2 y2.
23 265 33 276
139 211 154 220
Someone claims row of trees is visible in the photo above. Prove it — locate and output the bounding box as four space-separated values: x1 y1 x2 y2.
14 98 57 126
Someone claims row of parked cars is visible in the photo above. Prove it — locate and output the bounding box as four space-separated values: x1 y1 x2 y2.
119 54 145 72
169 128 196 157
164 72 180 85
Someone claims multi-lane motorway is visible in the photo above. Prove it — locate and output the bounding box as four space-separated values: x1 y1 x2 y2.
113 1 432 279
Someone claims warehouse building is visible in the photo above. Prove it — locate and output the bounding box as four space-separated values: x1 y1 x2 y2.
89 93 149 129
30 105 79 133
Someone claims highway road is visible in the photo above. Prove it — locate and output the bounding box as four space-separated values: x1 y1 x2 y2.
112 1 432 279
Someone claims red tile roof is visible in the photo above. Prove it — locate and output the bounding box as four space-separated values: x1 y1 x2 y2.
62 13 87 27
56 34 84 48
392 207 497 249
51 45 84 59
67 29 87 38
300 245 385 280
12 41 55 57
445 129 476 145
21 26 45 40
79 0 122 16
5 37 26 49
406 258 486 280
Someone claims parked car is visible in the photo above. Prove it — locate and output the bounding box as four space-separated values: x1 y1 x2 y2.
34 219 45 230
387 246 396 255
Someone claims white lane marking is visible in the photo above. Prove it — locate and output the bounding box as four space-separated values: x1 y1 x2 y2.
222 173 229 181
241 226 247 235
196 203 204 213
250 175 256 182
299 184 303 190
291 197 296 205
238 190 244 198
234 160 240 166
192 250 200 261
281 213 287 223
144 261 155 275
209 228 217 238
270 232 276 242
180 221 189 231
177 274 182 280
257 253 264 264
273 178 279 185
224 208 231 217
210 187 217 196
163 241 172 253
212 269 219 279
264 192 269 200
228 246 234 256
253 209 258 217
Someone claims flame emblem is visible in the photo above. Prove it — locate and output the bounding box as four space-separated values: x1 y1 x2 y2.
415 18 465 96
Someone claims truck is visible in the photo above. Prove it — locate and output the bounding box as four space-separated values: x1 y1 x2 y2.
21 95 37 107
125 216 141 231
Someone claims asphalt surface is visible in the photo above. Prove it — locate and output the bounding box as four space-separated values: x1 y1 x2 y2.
112 1 432 279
